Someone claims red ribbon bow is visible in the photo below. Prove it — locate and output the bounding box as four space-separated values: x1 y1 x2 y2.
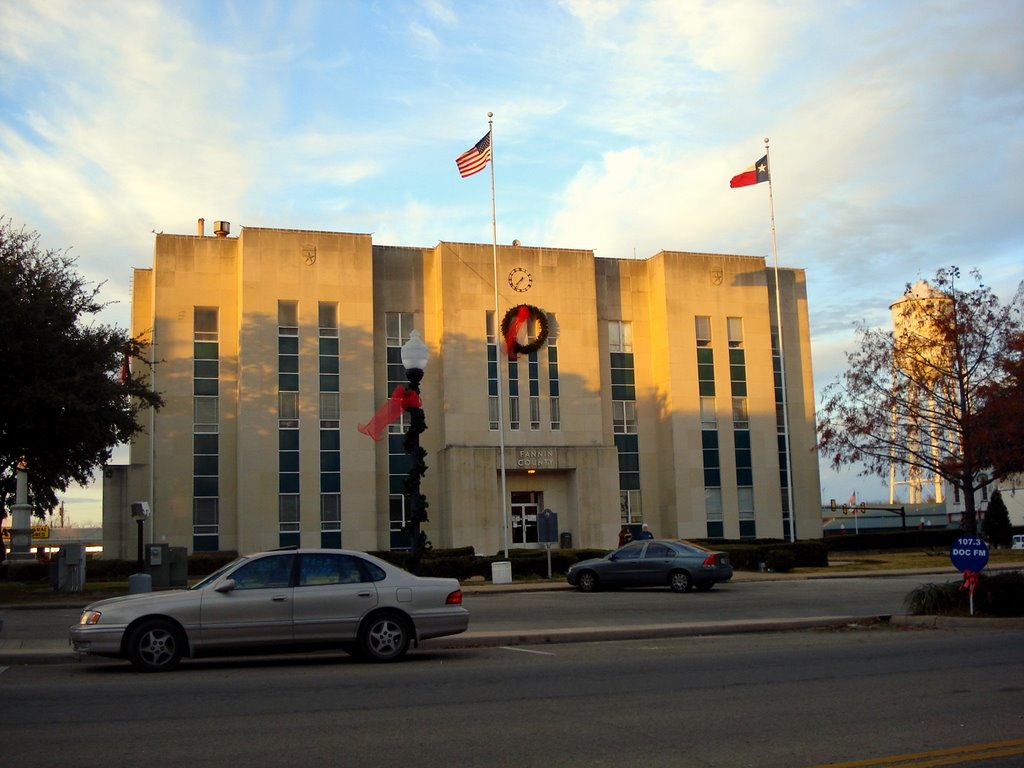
961 570 980 595
357 385 422 441
504 305 530 360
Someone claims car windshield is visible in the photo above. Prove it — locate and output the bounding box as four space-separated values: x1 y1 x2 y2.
189 556 248 590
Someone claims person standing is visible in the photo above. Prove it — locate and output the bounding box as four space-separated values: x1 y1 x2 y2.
617 524 633 546
637 523 654 540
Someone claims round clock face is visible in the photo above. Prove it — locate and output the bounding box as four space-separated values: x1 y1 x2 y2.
508 267 533 292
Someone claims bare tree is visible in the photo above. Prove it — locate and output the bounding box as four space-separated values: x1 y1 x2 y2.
817 268 1023 533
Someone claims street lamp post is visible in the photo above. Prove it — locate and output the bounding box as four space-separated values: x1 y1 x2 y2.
401 330 430 573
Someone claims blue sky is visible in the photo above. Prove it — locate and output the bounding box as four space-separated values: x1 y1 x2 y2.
2 0 1022 523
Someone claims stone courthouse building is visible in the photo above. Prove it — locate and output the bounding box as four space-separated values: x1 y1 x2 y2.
101 222 821 558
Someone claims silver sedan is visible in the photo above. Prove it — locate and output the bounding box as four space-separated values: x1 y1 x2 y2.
70 548 469 671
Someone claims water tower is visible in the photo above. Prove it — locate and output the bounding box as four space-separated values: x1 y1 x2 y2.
888 280 951 504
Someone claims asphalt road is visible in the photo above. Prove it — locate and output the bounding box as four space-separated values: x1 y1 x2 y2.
0 572 955 649
1 624 1022 768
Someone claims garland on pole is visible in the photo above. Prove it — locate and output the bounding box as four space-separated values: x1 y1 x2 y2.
501 304 549 359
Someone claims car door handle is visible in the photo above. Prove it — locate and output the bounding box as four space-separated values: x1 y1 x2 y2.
358 592 373 598
272 595 289 602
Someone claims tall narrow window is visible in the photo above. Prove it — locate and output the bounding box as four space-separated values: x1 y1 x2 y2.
729 317 755 539
278 300 300 547
319 301 341 547
609 321 640 526
486 312 499 430
771 325 793 538
193 307 219 551
528 350 540 430
507 356 520 431
386 312 414 549
696 316 723 538
546 317 560 430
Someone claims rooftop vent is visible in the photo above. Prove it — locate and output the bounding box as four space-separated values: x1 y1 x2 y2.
213 221 230 238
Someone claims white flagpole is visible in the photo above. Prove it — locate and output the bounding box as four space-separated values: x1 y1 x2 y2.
764 137 797 543
487 112 510 559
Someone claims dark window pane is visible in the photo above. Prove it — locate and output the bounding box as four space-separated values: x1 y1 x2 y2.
320 430 341 450
193 379 218 396
193 455 218 475
194 342 219 360
194 434 219 454
193 476 218 496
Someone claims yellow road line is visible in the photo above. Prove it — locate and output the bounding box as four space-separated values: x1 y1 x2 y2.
806 738 1024 768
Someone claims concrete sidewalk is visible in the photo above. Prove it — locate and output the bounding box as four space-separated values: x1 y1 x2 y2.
2 565 1021 667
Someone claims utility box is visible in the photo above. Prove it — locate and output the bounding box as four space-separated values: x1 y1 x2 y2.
147 543 171 590
559 532 572 549
168 547 189 588
53 545 86 592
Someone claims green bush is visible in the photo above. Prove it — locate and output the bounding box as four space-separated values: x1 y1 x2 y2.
706 540 828 571
906 572 1024 617
764 549 796 573
905 581 962 614
0 561 49 582
825 529 961 552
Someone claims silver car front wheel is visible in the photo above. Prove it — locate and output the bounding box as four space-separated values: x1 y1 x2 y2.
127 619 184 672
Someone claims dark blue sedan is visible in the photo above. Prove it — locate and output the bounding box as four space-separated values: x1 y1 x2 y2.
566 540 733 593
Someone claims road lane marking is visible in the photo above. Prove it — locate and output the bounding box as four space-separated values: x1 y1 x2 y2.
500 646 556 656
806 737 1024 767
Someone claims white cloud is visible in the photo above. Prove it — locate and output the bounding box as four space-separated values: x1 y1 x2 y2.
1 0 1021 513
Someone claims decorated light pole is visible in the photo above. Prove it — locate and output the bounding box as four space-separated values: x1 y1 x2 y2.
7 461 35 562
401 330 430 573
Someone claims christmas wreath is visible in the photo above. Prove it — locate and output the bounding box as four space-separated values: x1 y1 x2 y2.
501 304 549 359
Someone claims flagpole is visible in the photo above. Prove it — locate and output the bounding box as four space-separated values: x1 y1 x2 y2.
765 137 797 543
487 112 510 559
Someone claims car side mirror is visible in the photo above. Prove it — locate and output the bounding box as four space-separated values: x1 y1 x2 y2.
215 579 237 593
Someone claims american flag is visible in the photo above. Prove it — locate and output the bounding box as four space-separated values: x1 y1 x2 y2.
456 132 492 178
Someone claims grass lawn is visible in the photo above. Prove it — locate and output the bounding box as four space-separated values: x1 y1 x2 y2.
800 548 1024 574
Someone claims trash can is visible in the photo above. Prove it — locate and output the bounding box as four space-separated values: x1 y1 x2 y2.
128 573 152 593
559 532 572 549
491 560 512 584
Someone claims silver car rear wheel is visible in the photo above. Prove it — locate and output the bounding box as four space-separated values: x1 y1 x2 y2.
359 612 411 662
669 570 693 593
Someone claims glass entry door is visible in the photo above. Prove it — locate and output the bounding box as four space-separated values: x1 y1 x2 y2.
510 491 541 545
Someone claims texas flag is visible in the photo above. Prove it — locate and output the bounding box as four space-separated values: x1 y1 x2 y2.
730 155 770 188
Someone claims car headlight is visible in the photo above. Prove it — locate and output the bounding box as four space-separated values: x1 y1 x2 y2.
79 610 102 626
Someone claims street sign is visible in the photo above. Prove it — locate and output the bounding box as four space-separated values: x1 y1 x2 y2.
950 535 989 573
538 508 559 544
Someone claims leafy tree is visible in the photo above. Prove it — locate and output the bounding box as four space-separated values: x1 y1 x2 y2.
970 330 1024 479
982 490 1013 548
817 267 1024 534
0 217 163 536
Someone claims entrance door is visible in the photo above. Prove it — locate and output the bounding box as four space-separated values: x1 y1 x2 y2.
510 491 541 546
